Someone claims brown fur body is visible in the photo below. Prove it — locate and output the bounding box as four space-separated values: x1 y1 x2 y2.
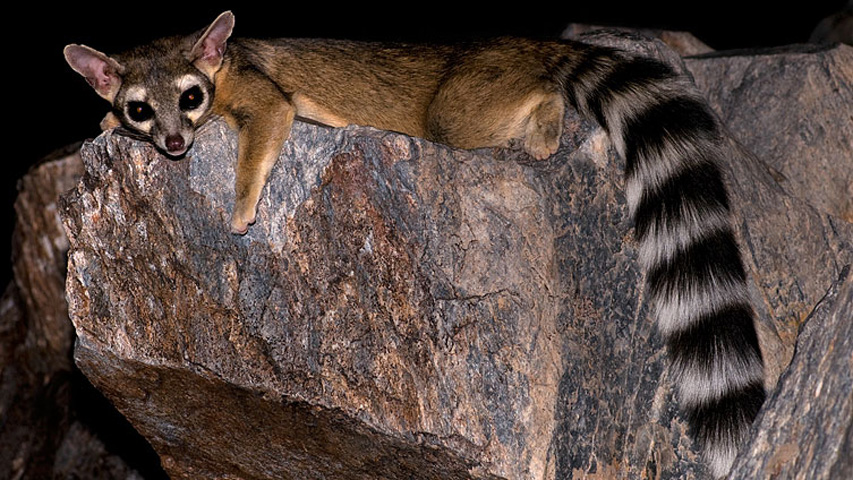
213 36 576 231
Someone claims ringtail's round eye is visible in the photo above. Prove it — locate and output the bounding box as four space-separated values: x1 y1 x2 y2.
127 102 154 122
180 86 204 111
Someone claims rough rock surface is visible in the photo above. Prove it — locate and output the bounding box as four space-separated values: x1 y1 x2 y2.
10 148 82 374
0 149 149 479
730 267 852 479
685 43 853 223
62 117 591 480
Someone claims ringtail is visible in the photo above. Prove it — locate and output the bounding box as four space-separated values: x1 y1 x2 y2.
65 11 766 478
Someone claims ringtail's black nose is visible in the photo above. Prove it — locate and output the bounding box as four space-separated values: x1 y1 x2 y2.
165 135 185 153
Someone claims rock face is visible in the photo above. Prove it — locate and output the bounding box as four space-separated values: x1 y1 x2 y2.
730 266 852 479
0 150 79 477
0 149 151 479
61 118 588 480
1 34 839 480
686 43 853 223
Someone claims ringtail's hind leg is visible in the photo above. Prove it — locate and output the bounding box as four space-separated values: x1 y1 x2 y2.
521 92 564 160
427 86 565 161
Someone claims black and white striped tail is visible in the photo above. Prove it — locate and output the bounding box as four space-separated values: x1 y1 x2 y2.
562 44 766 477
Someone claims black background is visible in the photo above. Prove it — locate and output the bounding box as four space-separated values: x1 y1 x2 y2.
7 1 848 286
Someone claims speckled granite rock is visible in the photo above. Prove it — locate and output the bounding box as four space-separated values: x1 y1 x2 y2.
730 266 852 479
686 43 853 223
0 148 149 480
61 117 591 480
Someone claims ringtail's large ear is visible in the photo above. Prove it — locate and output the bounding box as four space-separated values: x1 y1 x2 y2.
189 11 234 79
64 44 125 103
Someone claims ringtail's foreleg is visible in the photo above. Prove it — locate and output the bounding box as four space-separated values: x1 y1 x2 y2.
217 73 296 234
187 11 297 234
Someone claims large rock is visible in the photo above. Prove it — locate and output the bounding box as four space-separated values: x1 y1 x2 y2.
685 43 853 223
62 117 589 480
0 150 79 478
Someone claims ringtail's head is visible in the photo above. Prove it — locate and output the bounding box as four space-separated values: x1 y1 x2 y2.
64 11 235 157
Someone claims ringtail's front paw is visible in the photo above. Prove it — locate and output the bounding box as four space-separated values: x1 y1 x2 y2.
100 112 121 131
230 202 257 235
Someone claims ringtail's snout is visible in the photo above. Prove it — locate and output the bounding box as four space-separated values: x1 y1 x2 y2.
113 71 214 157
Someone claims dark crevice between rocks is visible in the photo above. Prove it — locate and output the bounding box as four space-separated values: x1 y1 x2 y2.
69 352 170 480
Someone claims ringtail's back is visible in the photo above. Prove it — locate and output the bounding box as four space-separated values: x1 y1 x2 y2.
65 11 766 478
